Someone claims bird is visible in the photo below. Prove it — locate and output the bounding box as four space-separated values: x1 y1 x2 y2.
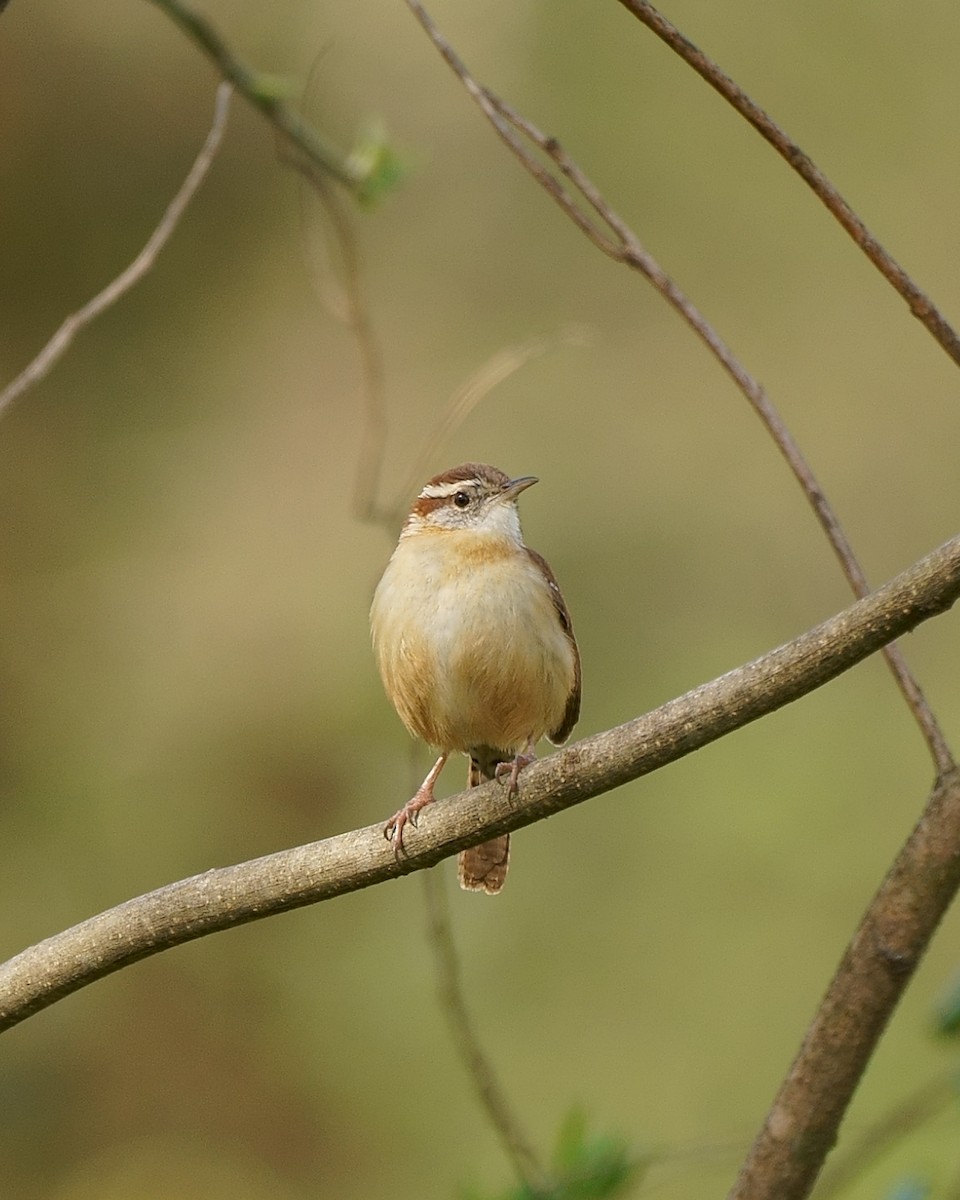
370 462 581 894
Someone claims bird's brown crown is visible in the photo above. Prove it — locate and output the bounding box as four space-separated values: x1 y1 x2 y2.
404 464 536 536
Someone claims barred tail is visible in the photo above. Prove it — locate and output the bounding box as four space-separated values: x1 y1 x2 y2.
457 756 510 895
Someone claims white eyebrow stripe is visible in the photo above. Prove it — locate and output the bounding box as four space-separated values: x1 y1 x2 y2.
419 480 480 499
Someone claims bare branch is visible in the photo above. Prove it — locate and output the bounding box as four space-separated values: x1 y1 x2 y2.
401 0 954 777
0 83 232 417
146 0 371 195
288 150 391 526
1 531 959 1034
616 0 960 371
422 870 548 1191
729 764 960 1200
292 161 585 532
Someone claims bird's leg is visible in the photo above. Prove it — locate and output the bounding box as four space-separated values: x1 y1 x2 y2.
384 753 448 857
494 739 537 797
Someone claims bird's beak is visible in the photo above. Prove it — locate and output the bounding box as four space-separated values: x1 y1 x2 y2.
500 475 538 502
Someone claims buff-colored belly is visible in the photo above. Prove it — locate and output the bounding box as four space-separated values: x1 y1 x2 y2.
371 531 575 755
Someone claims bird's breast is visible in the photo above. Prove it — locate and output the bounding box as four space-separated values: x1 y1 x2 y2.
371 530 575 754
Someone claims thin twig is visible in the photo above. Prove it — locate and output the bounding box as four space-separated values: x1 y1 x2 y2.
385 326 590 528
293 174 585 531
813 1072 959 1198
292 155 586 529
400 0 955 777
616 0 960 372
145 0 368 194
403 742 526 1192
288 150 390 526
422 869 549 1191
0 83 233 418
1 530 959 1033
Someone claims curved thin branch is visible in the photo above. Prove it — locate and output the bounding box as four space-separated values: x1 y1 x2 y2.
385 327 590 529
0 83 232 417
287 150 391 526
145 0 369 195
1 532 959 1034
422 870 548 1191
401 0 954 777
616 0 960 371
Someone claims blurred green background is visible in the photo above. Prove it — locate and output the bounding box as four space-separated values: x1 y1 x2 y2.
2 1 960 1197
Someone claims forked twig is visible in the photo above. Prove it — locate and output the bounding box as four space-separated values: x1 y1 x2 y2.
0 83 233 417
616 0 960 372
401 0 954 777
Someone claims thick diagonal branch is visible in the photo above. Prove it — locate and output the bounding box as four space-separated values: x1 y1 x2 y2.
1 532 959 1034
728 765 960 1200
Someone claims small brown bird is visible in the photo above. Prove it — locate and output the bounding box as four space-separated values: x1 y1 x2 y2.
370 463 581 893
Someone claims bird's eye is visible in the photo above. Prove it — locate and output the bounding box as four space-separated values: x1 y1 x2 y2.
453 491 471 509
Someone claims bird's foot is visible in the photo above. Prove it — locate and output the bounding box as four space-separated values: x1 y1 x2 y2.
384 790 434 857
384 754 448 858
494 743 537 797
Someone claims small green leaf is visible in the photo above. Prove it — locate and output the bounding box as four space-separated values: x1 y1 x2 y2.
460 1112 646 1200
348 117 409 207
553 1106 589 1172
547 1110 643 1199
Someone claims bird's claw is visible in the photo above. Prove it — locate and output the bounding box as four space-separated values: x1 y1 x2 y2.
384 791 432 858
494 750 536 797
